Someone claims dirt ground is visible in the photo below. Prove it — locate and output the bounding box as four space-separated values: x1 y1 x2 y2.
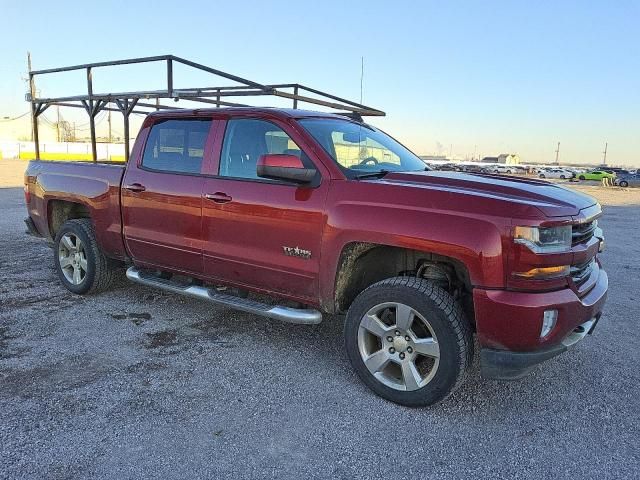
0 158 27 188
1 158 639 478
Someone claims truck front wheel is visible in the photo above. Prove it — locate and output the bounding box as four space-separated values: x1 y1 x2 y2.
344 277 473 407
54 219 117 294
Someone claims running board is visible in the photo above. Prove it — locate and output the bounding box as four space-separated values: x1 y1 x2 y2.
125 267 322 325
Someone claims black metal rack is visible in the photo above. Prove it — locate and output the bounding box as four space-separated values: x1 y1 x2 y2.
28 54 385 162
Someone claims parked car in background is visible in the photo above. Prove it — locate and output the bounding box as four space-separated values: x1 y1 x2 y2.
461 164 489 174
539 168 574 179
443 163 464 172
614 173 640 188
602 167 631 175
490 165 516 174
578 170 616 181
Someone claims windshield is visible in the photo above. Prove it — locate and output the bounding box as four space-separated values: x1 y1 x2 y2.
298 118 429 177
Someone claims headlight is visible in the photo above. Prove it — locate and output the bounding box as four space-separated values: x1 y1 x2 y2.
514 225 572 253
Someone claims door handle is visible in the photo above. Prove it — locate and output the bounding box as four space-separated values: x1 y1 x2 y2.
205 192 233 204
124 183 146 193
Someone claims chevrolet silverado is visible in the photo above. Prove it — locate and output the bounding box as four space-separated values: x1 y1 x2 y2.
24 108 608 406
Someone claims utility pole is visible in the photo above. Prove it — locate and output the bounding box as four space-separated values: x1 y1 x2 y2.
602 142 608 165
555 142 560 165
27 52 35 142
108 107 112 143
56 106 61 142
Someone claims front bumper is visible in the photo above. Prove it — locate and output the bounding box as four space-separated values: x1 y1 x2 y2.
481 316 600 379
474 269 608 380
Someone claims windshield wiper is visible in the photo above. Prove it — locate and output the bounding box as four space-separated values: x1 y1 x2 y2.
353 170 391 180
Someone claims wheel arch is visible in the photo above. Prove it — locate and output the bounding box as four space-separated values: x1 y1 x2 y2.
331 242 474 319
47 199 91 239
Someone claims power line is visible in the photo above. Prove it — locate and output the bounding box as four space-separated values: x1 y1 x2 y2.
41 110 107 130
0 111 30 122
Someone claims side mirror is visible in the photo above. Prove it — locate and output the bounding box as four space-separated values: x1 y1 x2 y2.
257 154 316 184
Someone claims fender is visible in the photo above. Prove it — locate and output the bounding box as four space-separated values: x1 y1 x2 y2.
318 179 516 311
26 161 126 260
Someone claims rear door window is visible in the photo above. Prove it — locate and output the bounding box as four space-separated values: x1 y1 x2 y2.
142 119 212 174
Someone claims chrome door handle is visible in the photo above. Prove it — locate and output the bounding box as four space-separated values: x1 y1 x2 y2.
205 192 232 203
124 183 146 193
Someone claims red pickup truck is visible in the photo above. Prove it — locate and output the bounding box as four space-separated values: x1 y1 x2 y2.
24 108 607 406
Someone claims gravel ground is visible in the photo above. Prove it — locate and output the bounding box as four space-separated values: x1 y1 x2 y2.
1 164 639 478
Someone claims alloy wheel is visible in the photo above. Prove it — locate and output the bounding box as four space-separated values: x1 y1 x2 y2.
357 302 440 391
58 233 87 285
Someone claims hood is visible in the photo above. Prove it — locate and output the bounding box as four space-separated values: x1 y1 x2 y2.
374 171 597 218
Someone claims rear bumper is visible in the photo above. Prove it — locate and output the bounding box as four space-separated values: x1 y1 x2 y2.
474 269 608 380
24 216 42 237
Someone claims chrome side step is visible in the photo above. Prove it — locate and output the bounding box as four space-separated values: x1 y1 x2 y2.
125 267 322 325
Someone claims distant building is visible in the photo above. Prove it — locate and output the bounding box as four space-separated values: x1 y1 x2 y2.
481 153 520 165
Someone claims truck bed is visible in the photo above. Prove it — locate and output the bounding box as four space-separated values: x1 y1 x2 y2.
24 160 127 259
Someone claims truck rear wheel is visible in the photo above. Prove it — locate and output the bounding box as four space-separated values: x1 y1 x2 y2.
344 277 473 407
54 219 117 295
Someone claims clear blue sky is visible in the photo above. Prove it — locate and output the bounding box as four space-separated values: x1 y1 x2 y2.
1 0 639 165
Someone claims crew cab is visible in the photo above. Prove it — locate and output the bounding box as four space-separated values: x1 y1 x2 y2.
24 108 608 406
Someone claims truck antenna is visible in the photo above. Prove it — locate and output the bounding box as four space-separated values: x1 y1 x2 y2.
360 56 364 104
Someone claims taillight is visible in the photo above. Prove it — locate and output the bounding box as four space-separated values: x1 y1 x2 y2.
24 184 31 204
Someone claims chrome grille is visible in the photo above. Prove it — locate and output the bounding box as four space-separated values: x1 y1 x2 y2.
572 220 597 246
571 259 595 287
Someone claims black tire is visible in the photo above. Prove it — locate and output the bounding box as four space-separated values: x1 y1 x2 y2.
579 175 585 180
539 174 546 178
344 277 473 407
560 175 565 179
54 219 117 294
620 181 629 187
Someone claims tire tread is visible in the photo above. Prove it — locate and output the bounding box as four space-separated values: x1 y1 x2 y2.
346 276 474 405
57 219 117 294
